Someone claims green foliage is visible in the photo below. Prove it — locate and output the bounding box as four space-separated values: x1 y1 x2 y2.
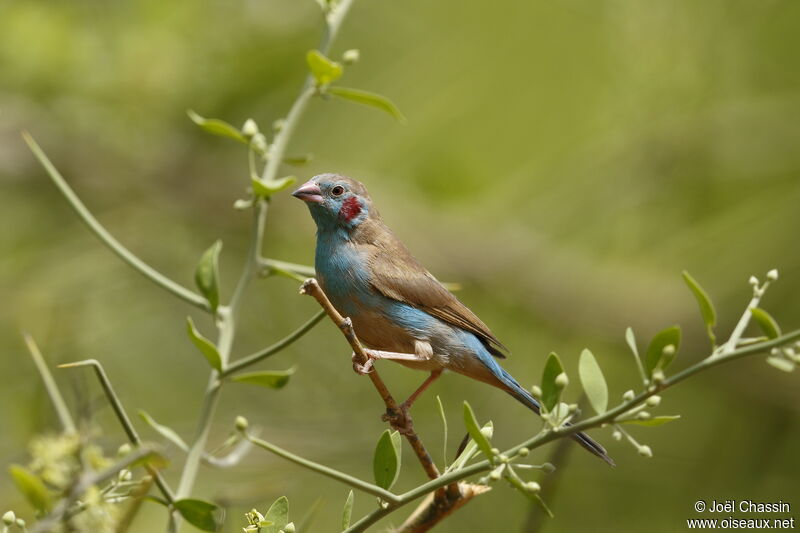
262 496 290 533
306 50 343 86
174 499 221 532
618 415 681 427
231 367 296 389
187 110 248 145
341 490 354 531
578 348 608 414
751 307 781 339
195 240 222 313
540 352 564 412
139 410 189 451
327 87 406 123
9 465 51 514
682 271 717 345
462 401 493 461
373 429 402 490
186 316 223 371
251 176 297 199
645 326 681 377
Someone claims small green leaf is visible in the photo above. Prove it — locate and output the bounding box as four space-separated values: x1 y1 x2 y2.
578 349 608 414
306 50 343 85
139 410 189 451
341 490 354 531
328 87 406 123
231 367 296 389
540 352 564 412
373 429 402 490
447 421 493 471
262 496 289 533
766 356 794 373
625 327 638 358
462 401 493 460
175 499 220 532
187 110 247 144
195 240 222 312
283 154 313 166
186 317 222 372
9 464 52 513
645 326 681 377
251 176 296 198
750 307 781 339
618 415 681 427
682 271 717 344
436 395 448 469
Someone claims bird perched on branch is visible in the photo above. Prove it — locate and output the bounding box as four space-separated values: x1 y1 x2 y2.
292 174 613 465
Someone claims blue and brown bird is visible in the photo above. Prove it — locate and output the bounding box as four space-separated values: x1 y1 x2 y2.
292 173 613 465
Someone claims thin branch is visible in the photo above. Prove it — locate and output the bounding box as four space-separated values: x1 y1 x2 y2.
245 433 400 503
259 258 316 279
23 333 76 433
223 309 326 377
299 279 442 481
22 132 211 313
58 360 176 504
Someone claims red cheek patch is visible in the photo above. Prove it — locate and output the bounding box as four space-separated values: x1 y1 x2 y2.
339 196 362 222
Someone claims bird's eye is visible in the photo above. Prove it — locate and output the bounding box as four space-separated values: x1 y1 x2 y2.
331 185 345 197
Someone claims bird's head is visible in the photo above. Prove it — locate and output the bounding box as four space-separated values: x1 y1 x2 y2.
292 173 374 231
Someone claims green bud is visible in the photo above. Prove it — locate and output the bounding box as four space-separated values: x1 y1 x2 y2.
342 49 360 64
662 344 675 356
646 395 661 407
242 119 259 138
531 385 542 398
234 198 253 210
478 476 489 485
525 481 541 493
118 469 132 482
767 269 779 281
117 443 132 457
555 372 569 389
283 522 296 533
638 445 653 458
652 370 665 384
568 403 578 414
749 275 759 286
637 411 651 420
490 447 500 456
489 470 502 481
542 462 556 474
498 454 509 463
273 119 286 133
481 428 494 440
623 390 635 401
518 447 529 457
251 132 268 154
235 416 249 432
15 518 25 528
3 511 16 526
612 430 622 441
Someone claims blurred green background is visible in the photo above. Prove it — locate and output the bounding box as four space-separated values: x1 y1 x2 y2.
2 0 799 531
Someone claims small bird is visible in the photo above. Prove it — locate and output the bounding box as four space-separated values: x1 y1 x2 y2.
292 174 613 465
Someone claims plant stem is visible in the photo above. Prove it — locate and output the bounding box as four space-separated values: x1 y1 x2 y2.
223 309 326 376
246 434 400 503
22 132 210 313
23 333 76 434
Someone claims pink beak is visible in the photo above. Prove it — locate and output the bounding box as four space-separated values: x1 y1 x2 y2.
291 180 324 204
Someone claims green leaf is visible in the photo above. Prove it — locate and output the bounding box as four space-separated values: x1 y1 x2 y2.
306 50 343 85
251 176 297 198
766 356 795 373
195 240 222 312
462 401 493 460
187 110 247 144
618 415 681 427
540 352 564 412
751 307 781 339
174 499 220 532
139 410 189 451
231 367 296 389
373 429 402 490
625 327 638 358
328 87 406 123
447 421 493 472
682 271 717 344
341 490 354 531
9 464 52 513
436 395 448 469
578 349 608 414
645 326 681 377
262 496 289 533
186 317 222 372
283 154 313 166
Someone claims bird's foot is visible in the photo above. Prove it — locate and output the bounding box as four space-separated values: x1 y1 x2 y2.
351 351 374 375
382 401 415 436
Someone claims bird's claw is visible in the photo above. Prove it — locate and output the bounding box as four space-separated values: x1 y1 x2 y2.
351 351 374 375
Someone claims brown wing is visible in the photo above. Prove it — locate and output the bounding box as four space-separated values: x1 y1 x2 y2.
357 220 508 358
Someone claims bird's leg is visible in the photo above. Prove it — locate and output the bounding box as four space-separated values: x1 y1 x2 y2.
351 339 435 375
381 342 442 435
